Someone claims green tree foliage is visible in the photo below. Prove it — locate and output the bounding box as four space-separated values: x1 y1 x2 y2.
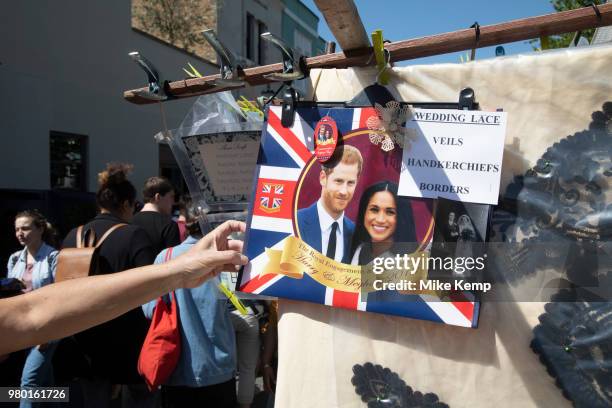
133 0 215 56
531 0 599 50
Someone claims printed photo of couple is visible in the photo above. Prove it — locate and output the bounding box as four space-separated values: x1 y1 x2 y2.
429 197 490 280
316 123 335 145
294 137 434 267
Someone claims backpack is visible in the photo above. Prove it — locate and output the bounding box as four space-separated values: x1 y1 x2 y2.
55 223 126 282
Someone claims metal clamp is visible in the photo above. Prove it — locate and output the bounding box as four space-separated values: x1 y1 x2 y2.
128 51 170 101
470 22 480 61
261 32 307 82
591 1 602 21
458 87 477 110
260 32 307 127
201 29 245 88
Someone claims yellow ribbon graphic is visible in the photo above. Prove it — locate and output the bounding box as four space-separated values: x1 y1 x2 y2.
262 236 430 294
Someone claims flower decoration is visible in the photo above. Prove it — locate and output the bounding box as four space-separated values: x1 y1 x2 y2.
588 101 611 135
351 363 449 408
531 301 612 407
366 101 416 152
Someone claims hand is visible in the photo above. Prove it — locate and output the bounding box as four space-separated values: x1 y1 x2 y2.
263 364 276 392
170 220 249 288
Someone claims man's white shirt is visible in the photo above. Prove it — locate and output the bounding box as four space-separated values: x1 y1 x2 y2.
316 199 344 262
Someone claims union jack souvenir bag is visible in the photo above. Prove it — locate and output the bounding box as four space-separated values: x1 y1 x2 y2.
238 105 480 327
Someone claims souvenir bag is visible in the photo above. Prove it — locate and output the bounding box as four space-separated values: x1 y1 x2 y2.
237 99 497 327
138 248 181 390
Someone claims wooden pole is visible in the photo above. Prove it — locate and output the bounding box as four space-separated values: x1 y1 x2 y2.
313 0 370 51
124 3 612 104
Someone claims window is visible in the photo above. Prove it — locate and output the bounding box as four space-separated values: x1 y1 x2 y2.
246 13 255 61
247 13 268 64
294 29 312 57
258 22 268 64
49 131 87 191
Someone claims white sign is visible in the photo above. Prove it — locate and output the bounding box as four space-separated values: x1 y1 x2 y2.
398 109 507 205
198 141 260 196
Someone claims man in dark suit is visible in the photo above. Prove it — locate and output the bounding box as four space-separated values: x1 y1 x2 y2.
297 145 363 263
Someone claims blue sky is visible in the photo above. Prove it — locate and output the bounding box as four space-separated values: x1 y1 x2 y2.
302 0 558 65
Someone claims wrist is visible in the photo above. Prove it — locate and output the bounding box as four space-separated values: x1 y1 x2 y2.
156 259 184 292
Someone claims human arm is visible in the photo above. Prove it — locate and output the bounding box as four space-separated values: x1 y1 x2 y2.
261 325 277 392
261 301 278 392
0 220 248 355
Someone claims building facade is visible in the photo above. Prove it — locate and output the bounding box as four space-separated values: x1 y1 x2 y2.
0 0 325 265
132 0 326 97
281 0 326 57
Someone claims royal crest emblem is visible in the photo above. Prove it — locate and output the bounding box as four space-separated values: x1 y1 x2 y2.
259 183 284 213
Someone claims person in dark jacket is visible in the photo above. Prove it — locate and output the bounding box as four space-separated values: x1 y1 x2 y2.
62 163 156 408
132 176 181 254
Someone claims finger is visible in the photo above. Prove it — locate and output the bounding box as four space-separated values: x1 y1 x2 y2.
195 221 245 251
213 220 246 241
216 263 244 273
215 256 248 272
193 235 212 251
210 250 249 267
227 239 244 252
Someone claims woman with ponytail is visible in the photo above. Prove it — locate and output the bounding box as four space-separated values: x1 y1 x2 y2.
62 163 157 407
8 209 59 407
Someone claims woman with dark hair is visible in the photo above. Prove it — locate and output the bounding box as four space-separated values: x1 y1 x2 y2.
350 181 416 265
349 182 425 317
62 163 157 408
7 209 58 407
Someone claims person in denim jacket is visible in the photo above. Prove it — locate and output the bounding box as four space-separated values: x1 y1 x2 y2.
142 200 237 408
7 210 58 408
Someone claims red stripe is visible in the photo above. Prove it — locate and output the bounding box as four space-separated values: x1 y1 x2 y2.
268 110 312 163
240 273 278 293
332 290 359 310
164 247 174 262
449 292 474 321
359 107 377 128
